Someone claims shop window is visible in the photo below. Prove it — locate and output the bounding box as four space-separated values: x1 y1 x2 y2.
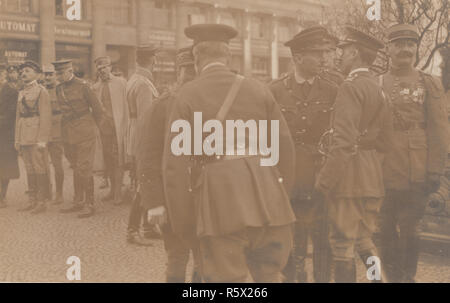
220 11 238 28
55 0 86 20
0 0 31 14
106 0 131 25
188 13 206 26
278 22 291 43
251 16 269 40
252 56 269 76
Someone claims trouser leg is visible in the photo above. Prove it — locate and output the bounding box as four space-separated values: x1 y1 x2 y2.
0 179 10 200
163 229 191 283
48 142 64 202
127 193 143 233
311 209 332 283
397 189 427 282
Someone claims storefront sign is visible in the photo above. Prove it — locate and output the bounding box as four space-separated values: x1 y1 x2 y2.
55 26 91 39
0 20 38 34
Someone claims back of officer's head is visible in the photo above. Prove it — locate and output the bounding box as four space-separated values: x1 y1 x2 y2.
192 41 231 71
136 52 156 69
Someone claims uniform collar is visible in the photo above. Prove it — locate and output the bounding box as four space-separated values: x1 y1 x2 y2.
294 70 315 85
136 66 154 82
24 80 38 89
348 67 370 78
201 62 226 74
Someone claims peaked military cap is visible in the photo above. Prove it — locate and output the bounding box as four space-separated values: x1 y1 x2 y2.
94 56 112 69
19 60 41 73
338 26 384 51
52 59 73 71
387 23 419 43
42 64 55 73
176 46 194 67
137 44 160 56
185 24 238 45
285 26 336 53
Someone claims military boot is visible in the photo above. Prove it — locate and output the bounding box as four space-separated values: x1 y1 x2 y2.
18 174 37 212
31 174 48 214
112 169 124 206
60 173 83 213
126 230 154 246
78 177 95 218
334 260 356 283
0 179 8 209
52 171 64 205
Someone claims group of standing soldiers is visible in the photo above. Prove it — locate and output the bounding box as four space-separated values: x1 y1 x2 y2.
136 22 448 283
0 20 448 283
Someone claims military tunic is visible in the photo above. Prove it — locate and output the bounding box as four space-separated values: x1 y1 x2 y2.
163 64 296 282
315 68 394 262
15 80 52 176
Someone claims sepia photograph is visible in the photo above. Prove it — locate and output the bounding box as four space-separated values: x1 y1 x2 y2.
0 0 449 288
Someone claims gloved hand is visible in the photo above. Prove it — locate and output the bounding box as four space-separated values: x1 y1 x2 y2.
36 142 46 149
147 205 168 226
426 173 441 194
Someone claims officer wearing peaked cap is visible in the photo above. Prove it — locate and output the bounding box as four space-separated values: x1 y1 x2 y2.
15 60 52 214
378 24 448 283
161 23 296 282
270 25 341 283
314 27 394 282
53 59 106 218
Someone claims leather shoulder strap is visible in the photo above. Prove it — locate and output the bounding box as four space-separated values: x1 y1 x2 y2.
216 75 244 122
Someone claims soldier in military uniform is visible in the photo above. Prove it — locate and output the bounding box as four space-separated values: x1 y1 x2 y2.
15 61 52 214
126 45 161 242
379 24 448 283
0 64 20 208
92 56 128 206
42 64 65 205
270 26 341 283
315 27 394 282
137 46 200 282
53 60 105 219
159 24 296 282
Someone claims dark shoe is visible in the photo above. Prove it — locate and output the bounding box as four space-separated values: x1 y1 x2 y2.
77 206 95 218
127 231 154 247
60 204 84 213
31 202 46 214
143 226 162 240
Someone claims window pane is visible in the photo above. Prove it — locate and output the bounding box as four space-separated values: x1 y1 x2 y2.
6 0 19 12
20 0 29 13
55 0 63 16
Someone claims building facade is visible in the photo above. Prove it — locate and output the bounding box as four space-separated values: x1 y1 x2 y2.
0 0 330 85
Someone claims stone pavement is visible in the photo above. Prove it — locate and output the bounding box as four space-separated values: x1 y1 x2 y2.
1 161 450 282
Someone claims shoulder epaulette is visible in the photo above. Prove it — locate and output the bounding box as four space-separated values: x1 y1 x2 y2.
269 73 290 86
319 70 344 86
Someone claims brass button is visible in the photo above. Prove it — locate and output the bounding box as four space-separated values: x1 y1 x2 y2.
301 116 306 120
278 177 283 183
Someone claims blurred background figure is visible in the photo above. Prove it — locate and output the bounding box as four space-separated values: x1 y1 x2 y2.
0 64 20 208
